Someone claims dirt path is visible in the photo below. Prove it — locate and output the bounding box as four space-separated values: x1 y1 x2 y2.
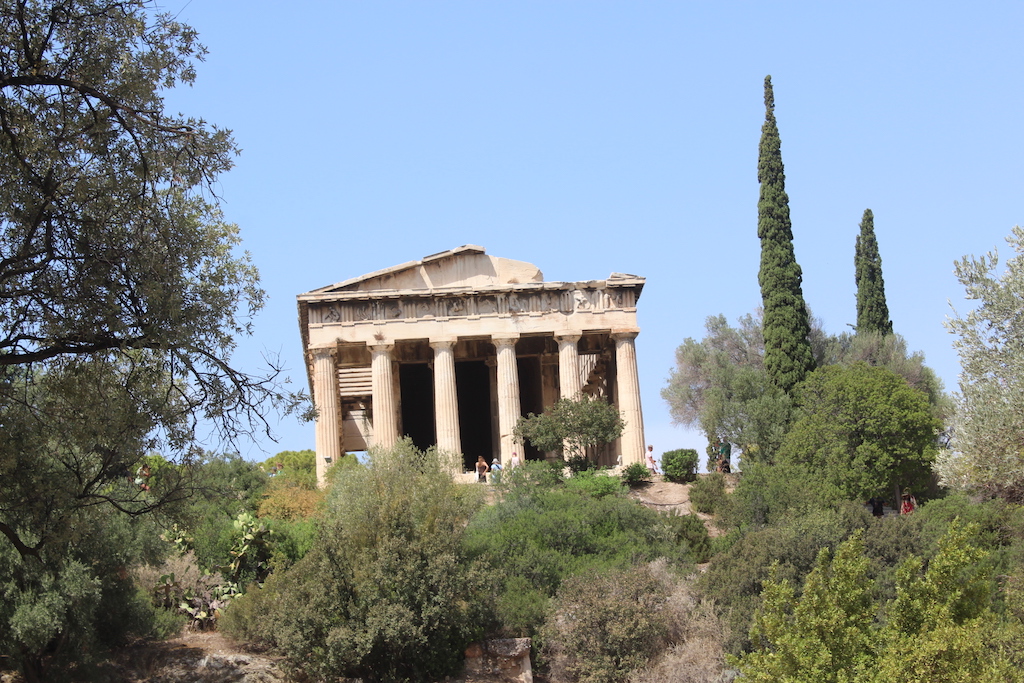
627 476 735 537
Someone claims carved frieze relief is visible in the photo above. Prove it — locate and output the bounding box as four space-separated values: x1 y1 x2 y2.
310 287 635 325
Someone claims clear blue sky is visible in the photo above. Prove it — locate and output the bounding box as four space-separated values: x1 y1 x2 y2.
164 1 1024 460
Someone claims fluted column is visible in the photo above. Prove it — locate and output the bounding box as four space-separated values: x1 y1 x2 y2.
493 335 523 463
612 330 645 465
431 339 462 456
370 343 398 449
312 346 341 488
555 333 582 400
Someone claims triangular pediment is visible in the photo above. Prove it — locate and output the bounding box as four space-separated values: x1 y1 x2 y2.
304 245 544 295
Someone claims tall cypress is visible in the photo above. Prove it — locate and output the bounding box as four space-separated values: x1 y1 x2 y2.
854 209 893 335
757 75 814 394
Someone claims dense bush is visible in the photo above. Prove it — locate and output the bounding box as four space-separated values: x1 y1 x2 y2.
221 439 489 682
717 461 842 529
663 449 700 483
621 462 651 486
0 508 168 681
465 484 694 638
565 469 628 499
542 565 671 683
698 504 872 654
732 522 1022 681
689 473 727 515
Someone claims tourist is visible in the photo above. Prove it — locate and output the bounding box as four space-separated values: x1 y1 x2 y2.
645 445 660 475
900 490 917 515
475 456 489 483
509 452 521 468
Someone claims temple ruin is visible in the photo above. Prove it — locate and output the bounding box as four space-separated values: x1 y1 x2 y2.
297 245 646 484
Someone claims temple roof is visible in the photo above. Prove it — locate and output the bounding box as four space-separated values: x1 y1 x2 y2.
303 245 546 295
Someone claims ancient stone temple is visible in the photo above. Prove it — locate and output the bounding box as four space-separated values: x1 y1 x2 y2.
297 245 646 485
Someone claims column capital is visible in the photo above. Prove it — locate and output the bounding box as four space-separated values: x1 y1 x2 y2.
429 338 458 351
310 345 337 360
369 342 395 353
554 332 582 344
611 329 640 341
491 334 520 348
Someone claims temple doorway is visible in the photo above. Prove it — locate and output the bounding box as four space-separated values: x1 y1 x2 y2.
399 363 435 452
456 360 492 472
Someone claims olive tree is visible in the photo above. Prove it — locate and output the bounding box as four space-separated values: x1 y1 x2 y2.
942 225 1024 501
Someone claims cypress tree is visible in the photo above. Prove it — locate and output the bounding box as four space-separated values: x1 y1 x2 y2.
757 75 815 394
854 209 893 335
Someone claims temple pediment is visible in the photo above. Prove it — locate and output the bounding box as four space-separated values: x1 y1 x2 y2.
306 245 545 295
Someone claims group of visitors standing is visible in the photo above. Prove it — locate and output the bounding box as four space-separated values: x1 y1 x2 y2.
475 452 520 483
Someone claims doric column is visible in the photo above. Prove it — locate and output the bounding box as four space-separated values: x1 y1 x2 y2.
493 335 523 463
312 346 341 488
555 333 582 400
370 343 398 449
431 339 462 456
612 330 645 465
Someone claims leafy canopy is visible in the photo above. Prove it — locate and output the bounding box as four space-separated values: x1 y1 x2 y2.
942 225 1024 502
514 395 624 462
778 363 940 501
0 0 302 561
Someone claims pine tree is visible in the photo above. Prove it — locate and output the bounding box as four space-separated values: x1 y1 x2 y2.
757 76 814 394
854 209 894 335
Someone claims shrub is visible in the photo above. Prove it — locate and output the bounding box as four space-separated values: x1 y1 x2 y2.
498 459 565 495
622 462 651 486
662 512 713 564
222 439 489 682
465 486 694 638
689 473 726 515
663 449 700 483
542 565 671 683
566 470 627 499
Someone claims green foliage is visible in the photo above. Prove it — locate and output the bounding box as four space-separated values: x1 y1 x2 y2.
661 312 794 464
757 75 815 395
260 449 317 490
222 439 488 682
565 470 628 499
698 504 873 654
733 521 1018 681
515 395 625 462
943 225 1024 501
778 363 940 501
689 473 727 515
661 512 713 564
855 208 894 335
720 461 844 529
662 448 699 483
497 459 565 494
621 462 652 486
0 507 169 681
819 330 950 418
465 484 693 638
0 0 303 567
734 531 877 681
542 565 671 683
